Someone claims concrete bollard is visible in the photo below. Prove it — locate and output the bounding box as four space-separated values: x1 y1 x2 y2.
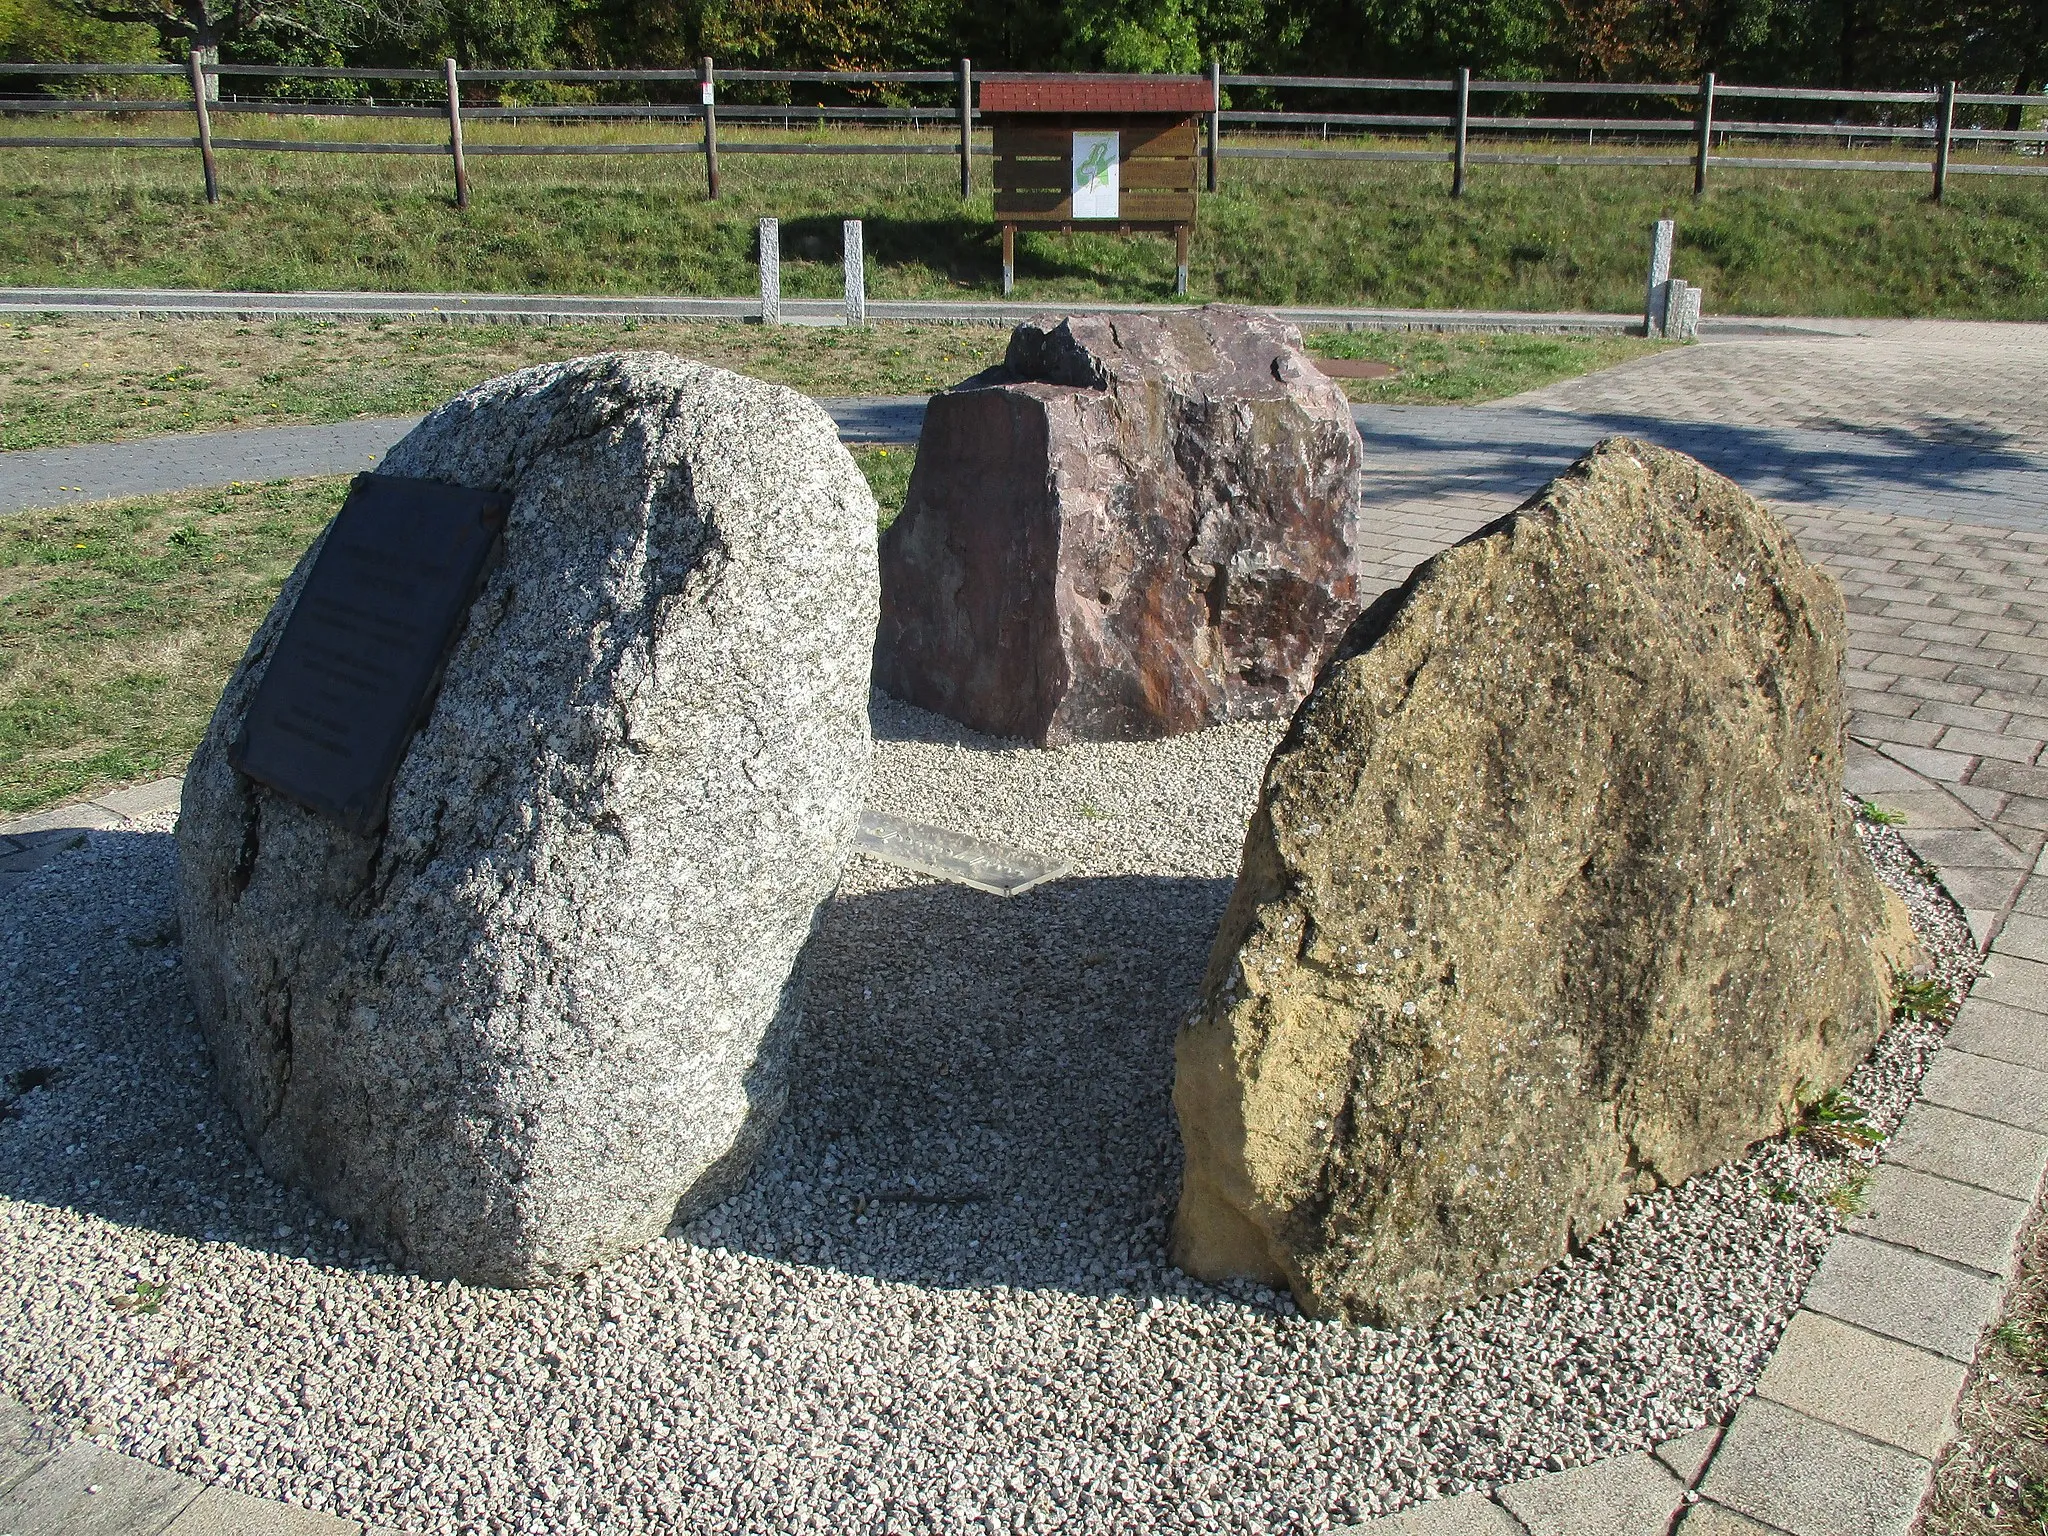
1644 219 1674 337
759 217 780 325
843 219 866 326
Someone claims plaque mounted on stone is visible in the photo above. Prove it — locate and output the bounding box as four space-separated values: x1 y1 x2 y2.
230 471 508 834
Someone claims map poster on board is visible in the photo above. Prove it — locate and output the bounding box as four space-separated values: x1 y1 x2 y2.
1072 130 1120 219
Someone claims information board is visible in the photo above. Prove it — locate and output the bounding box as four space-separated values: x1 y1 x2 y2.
1071 130 1120 219
230 472 509 835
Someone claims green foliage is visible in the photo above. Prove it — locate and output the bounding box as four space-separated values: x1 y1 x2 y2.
1857 799 1906 825
1894 973 1956 1021
0 0 155 64
1796 1086 1884 1153
111 1278 170 1314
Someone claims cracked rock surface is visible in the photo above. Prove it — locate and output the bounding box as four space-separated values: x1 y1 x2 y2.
174 353 879 1287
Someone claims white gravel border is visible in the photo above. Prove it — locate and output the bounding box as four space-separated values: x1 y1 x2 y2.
0 697 1977 1535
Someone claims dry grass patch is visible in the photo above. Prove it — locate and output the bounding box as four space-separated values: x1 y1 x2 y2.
0 316 1010 452
1925 1209 2048 1536
0 315 1674 454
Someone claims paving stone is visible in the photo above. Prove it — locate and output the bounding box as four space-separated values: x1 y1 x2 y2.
1881 743 1976 783
162 1485 363 1535
1802 1231 2003 1362
1844 745 1934 797
1673 1503 1777 1536
90 777 185 819
1651 1426 1723 1488
0 801 123 840
1932 864 2028 915
1842 786 1982 831
1495 1453 1684 1536
1338 1491 1528 1535
1697 1399 1931 1536
1948 995 2048 1076
1968 758 2048 799
1885 1100 2048 1201
1846 1162 2029 1276
1901 826 2033 870
1858 718 1947 749
0 1440 202 1536
1753 1308 1966 1459
1993 911 2048 964
0 1400 53 1499
1940 726 2046 763
1918 1048 2048 1135
0 842 69 877
1969 954 2048 1015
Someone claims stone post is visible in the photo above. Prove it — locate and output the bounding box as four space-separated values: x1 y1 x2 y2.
759 217 780 324
843 219 866 326
1644 219 1674 337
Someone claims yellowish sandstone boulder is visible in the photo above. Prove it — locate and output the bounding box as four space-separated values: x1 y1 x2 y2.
1172 438 1916 1325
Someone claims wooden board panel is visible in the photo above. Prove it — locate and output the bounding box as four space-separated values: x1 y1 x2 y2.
994 156 1195 192
996 189 1198 221
1001 219 1194 236
991 118 1197 159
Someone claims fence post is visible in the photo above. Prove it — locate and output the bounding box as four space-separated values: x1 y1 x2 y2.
843 219 865 325
1644 218 1674 337
700 56 720 200
760 217 780 324
1693 72 1715 198
187 49 218 204
1933 80 1955 202
1451 66 1470 197
1207 57 1221 193
958 57 973 198
444 58 470 210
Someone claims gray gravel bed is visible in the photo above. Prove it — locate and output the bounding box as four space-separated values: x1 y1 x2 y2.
0 696 1977 1535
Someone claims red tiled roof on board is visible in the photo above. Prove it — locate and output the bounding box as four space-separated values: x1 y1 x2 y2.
978 75 1215 114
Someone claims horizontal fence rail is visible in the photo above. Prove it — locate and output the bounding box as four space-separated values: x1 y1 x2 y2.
1 57 2041 210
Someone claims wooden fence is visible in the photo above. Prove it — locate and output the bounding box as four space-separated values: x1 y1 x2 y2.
2 57 2041 208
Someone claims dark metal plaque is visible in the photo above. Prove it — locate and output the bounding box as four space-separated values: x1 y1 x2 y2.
230 472 509 835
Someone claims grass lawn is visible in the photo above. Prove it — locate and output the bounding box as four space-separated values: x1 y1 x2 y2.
1 455 911 816
0 315 1666 451
3 123 2043 318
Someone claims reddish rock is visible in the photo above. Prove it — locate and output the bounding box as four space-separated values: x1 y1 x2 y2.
874 306 1367 746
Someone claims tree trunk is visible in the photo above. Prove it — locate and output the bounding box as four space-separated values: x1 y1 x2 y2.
191 35 220 101
1836 0 1861 88
2007 68 2040 135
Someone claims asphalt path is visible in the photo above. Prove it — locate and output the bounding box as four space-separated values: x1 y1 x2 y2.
6 396 2045 531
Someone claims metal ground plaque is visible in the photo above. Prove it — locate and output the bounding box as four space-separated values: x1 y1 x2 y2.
230 472 509 834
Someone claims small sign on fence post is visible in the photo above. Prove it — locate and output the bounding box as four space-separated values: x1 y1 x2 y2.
1693 73 1716 198
1644 219 1674 337
843 219 866 326
700 57 720 201
759 217 780 324
1933 81 1956 202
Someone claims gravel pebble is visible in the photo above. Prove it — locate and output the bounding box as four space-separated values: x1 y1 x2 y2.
0 695 1978 1534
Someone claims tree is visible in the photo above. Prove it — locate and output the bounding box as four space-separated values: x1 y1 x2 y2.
2 0 157 61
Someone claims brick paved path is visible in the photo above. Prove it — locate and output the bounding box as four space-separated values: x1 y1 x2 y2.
1356 319 2048 951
